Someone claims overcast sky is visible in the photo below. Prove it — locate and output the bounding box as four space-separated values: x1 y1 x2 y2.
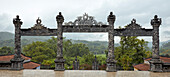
0 0 170 43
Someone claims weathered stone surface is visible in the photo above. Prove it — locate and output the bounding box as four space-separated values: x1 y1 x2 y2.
116 71 150 77
0 70 23 77
106 12 117 72
23 70 55 77
11 15 24 70
55 12 65 71
1 70 170 77
55 71 64 77
21 29 58 36
64 70 107 77
150 15 163 72
150 72 170 77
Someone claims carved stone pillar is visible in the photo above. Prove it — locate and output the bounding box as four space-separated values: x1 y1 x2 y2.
106 12 117 72
149 15 163 72
92 55 98 70
73 56 79 70
10 15 24 70
55 12 65 71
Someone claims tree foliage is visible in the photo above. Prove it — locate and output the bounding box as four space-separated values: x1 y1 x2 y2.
114 36 151 70
0 46 14 55
23 37 92 68
160 42 170 56
105 36 151 70
23 41 56 64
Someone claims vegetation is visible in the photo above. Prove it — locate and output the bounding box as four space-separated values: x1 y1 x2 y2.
22 37 106 69
0 46 14 55
72 40 119 54
160 42 170 56
0 32 170 70
106 36 152 70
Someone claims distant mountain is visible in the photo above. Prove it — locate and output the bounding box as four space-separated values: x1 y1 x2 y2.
0 32 51 47
1 32 169 47
72 40 119 47
147 40 170 48
0 32 14 41
0 32 169 51
0 32 51 41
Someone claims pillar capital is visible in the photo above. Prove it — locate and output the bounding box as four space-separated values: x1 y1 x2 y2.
56 12 64 24
13 15 23 27
151 15 161 27
107 12 116 25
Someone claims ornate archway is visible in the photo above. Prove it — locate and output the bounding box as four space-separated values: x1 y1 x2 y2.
12 12 162 72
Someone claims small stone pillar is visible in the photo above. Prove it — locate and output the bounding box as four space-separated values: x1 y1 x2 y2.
73 56 79 70
10 15 24 70
92 55 98 70
106 12 117 72
54 12 65 71
149 15 163 72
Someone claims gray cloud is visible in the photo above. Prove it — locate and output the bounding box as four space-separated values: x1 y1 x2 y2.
0 13 14 33
163 31 170 35
0 0 170 42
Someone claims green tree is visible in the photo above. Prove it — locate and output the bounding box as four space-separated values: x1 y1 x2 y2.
23 37 92 69
115 36 151 70
23 41 56 64
0 46 14 55
65 43 90 57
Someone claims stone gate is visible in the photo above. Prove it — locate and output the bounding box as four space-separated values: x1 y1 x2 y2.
12 12 162 72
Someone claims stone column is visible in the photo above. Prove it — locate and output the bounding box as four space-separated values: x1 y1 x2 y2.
55 12 65 71
73 56 79 70
149 15 162 72
10 15 24 70
106 12 117 72
92 55 98 70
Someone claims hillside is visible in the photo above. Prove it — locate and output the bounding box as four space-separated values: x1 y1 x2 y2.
0 32 14 41
160 41 170 55
0 32 170 55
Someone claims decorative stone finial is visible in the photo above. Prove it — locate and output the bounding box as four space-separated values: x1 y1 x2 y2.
36 17 42 24
131 18 136 24
56 12 64 24
107 12 116 24
154 15 158 19
151 15 161 26
16 15 20 20
13 15 23 26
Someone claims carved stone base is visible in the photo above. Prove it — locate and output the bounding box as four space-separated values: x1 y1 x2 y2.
149 59 163 72
106 59 117 72
54 57 65 71
10 58 24 70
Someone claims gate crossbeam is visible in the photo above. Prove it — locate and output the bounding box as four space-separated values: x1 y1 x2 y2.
20 29 58 36
63 25 109 32
114 29 153 36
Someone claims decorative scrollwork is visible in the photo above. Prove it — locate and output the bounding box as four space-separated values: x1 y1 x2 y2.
30 17 48 30
125 19 142 29
65 13 105 26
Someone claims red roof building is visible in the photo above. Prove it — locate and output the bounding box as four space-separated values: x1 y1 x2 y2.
0 54 40 69
0 54 31 61
134 57 170 71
